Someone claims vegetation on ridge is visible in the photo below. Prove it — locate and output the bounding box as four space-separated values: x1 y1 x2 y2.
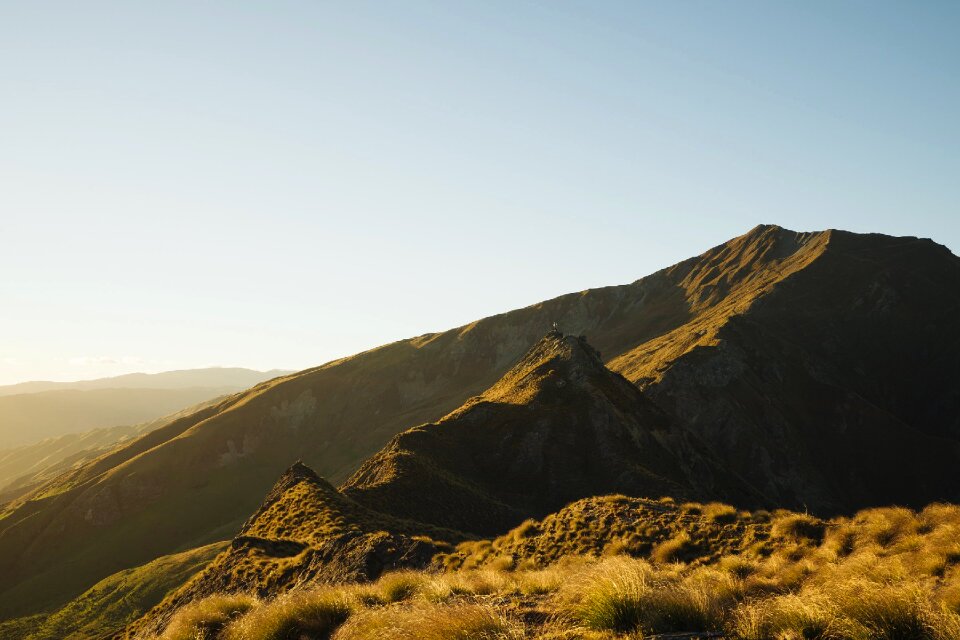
142 500 960 640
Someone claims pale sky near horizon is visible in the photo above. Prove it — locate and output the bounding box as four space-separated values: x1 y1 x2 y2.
2 1 958 385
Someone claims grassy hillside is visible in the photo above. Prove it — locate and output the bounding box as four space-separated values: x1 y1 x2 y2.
0 396 228 504
2 225 958 626
0 386 246 448
134 501 960 640
341 332 760 536
0 541 226 640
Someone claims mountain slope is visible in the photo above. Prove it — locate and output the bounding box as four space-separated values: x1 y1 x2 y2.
124 463 454 638
616 229 960 511
0 386 247 448
342 332 758 535
0 541 227 640
126 333 757 636
0 396 228 505
2 225 958 623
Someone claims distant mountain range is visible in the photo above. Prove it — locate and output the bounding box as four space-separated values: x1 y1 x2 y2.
2 225 958 638
0 368 291 449
0 369 290 524
0 397 229 505
0 368 292 397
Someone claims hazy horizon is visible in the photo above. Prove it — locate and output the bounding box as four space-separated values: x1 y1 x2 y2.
0 365 292 387
3 2 958 385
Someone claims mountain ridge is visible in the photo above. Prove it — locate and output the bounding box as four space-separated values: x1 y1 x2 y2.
341 331 762 536
2 224 958 625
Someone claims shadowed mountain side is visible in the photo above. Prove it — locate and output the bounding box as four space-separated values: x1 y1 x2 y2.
3 225 959 623
617 230 960 512
342 332 762 535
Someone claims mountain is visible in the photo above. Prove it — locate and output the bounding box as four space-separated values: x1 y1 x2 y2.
2 225 958 626
126 331 761 637
0 396 227 504
0 368 292 397
619 229 960 509
0 387 238 449
0 368 291 449
342 331 761 536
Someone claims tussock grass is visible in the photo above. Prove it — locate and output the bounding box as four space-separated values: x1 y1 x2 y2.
151 501 960 640
220 589 352 640
771 513 827 544
376 570 427 603
651 532 698 564
562 558 720 634
158 594 258 640
702 502 738 524
332 603 522 640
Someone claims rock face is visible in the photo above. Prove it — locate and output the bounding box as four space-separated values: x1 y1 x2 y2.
3 224 960 624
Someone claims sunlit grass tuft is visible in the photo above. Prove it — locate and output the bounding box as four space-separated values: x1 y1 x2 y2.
158 593 258 640
220 589 352 640
147 500 960 640
332 603 522 640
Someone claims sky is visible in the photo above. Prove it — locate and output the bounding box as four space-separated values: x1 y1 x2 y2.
1 1 958 384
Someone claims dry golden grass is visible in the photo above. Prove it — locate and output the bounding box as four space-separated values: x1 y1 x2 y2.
220 589 352 640
702 502 738 524
561 558 713 634
157 594 258 640
332 602 522 640
149 501 960 640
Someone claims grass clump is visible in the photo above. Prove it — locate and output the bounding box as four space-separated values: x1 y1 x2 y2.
332 603 521 640
158 593 258 640
703 502 738 524
771 513 827 544
220 589 352 640
376 570 427 602
652 532 699 564
731 592 847 640
563 558 718 634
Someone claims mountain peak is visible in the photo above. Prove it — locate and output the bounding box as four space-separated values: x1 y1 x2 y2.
479 331 607 406
283 460 320 482
267 460 333 495
521 330 605 372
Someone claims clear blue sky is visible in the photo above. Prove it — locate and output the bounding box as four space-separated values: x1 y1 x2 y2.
1 1 957 384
